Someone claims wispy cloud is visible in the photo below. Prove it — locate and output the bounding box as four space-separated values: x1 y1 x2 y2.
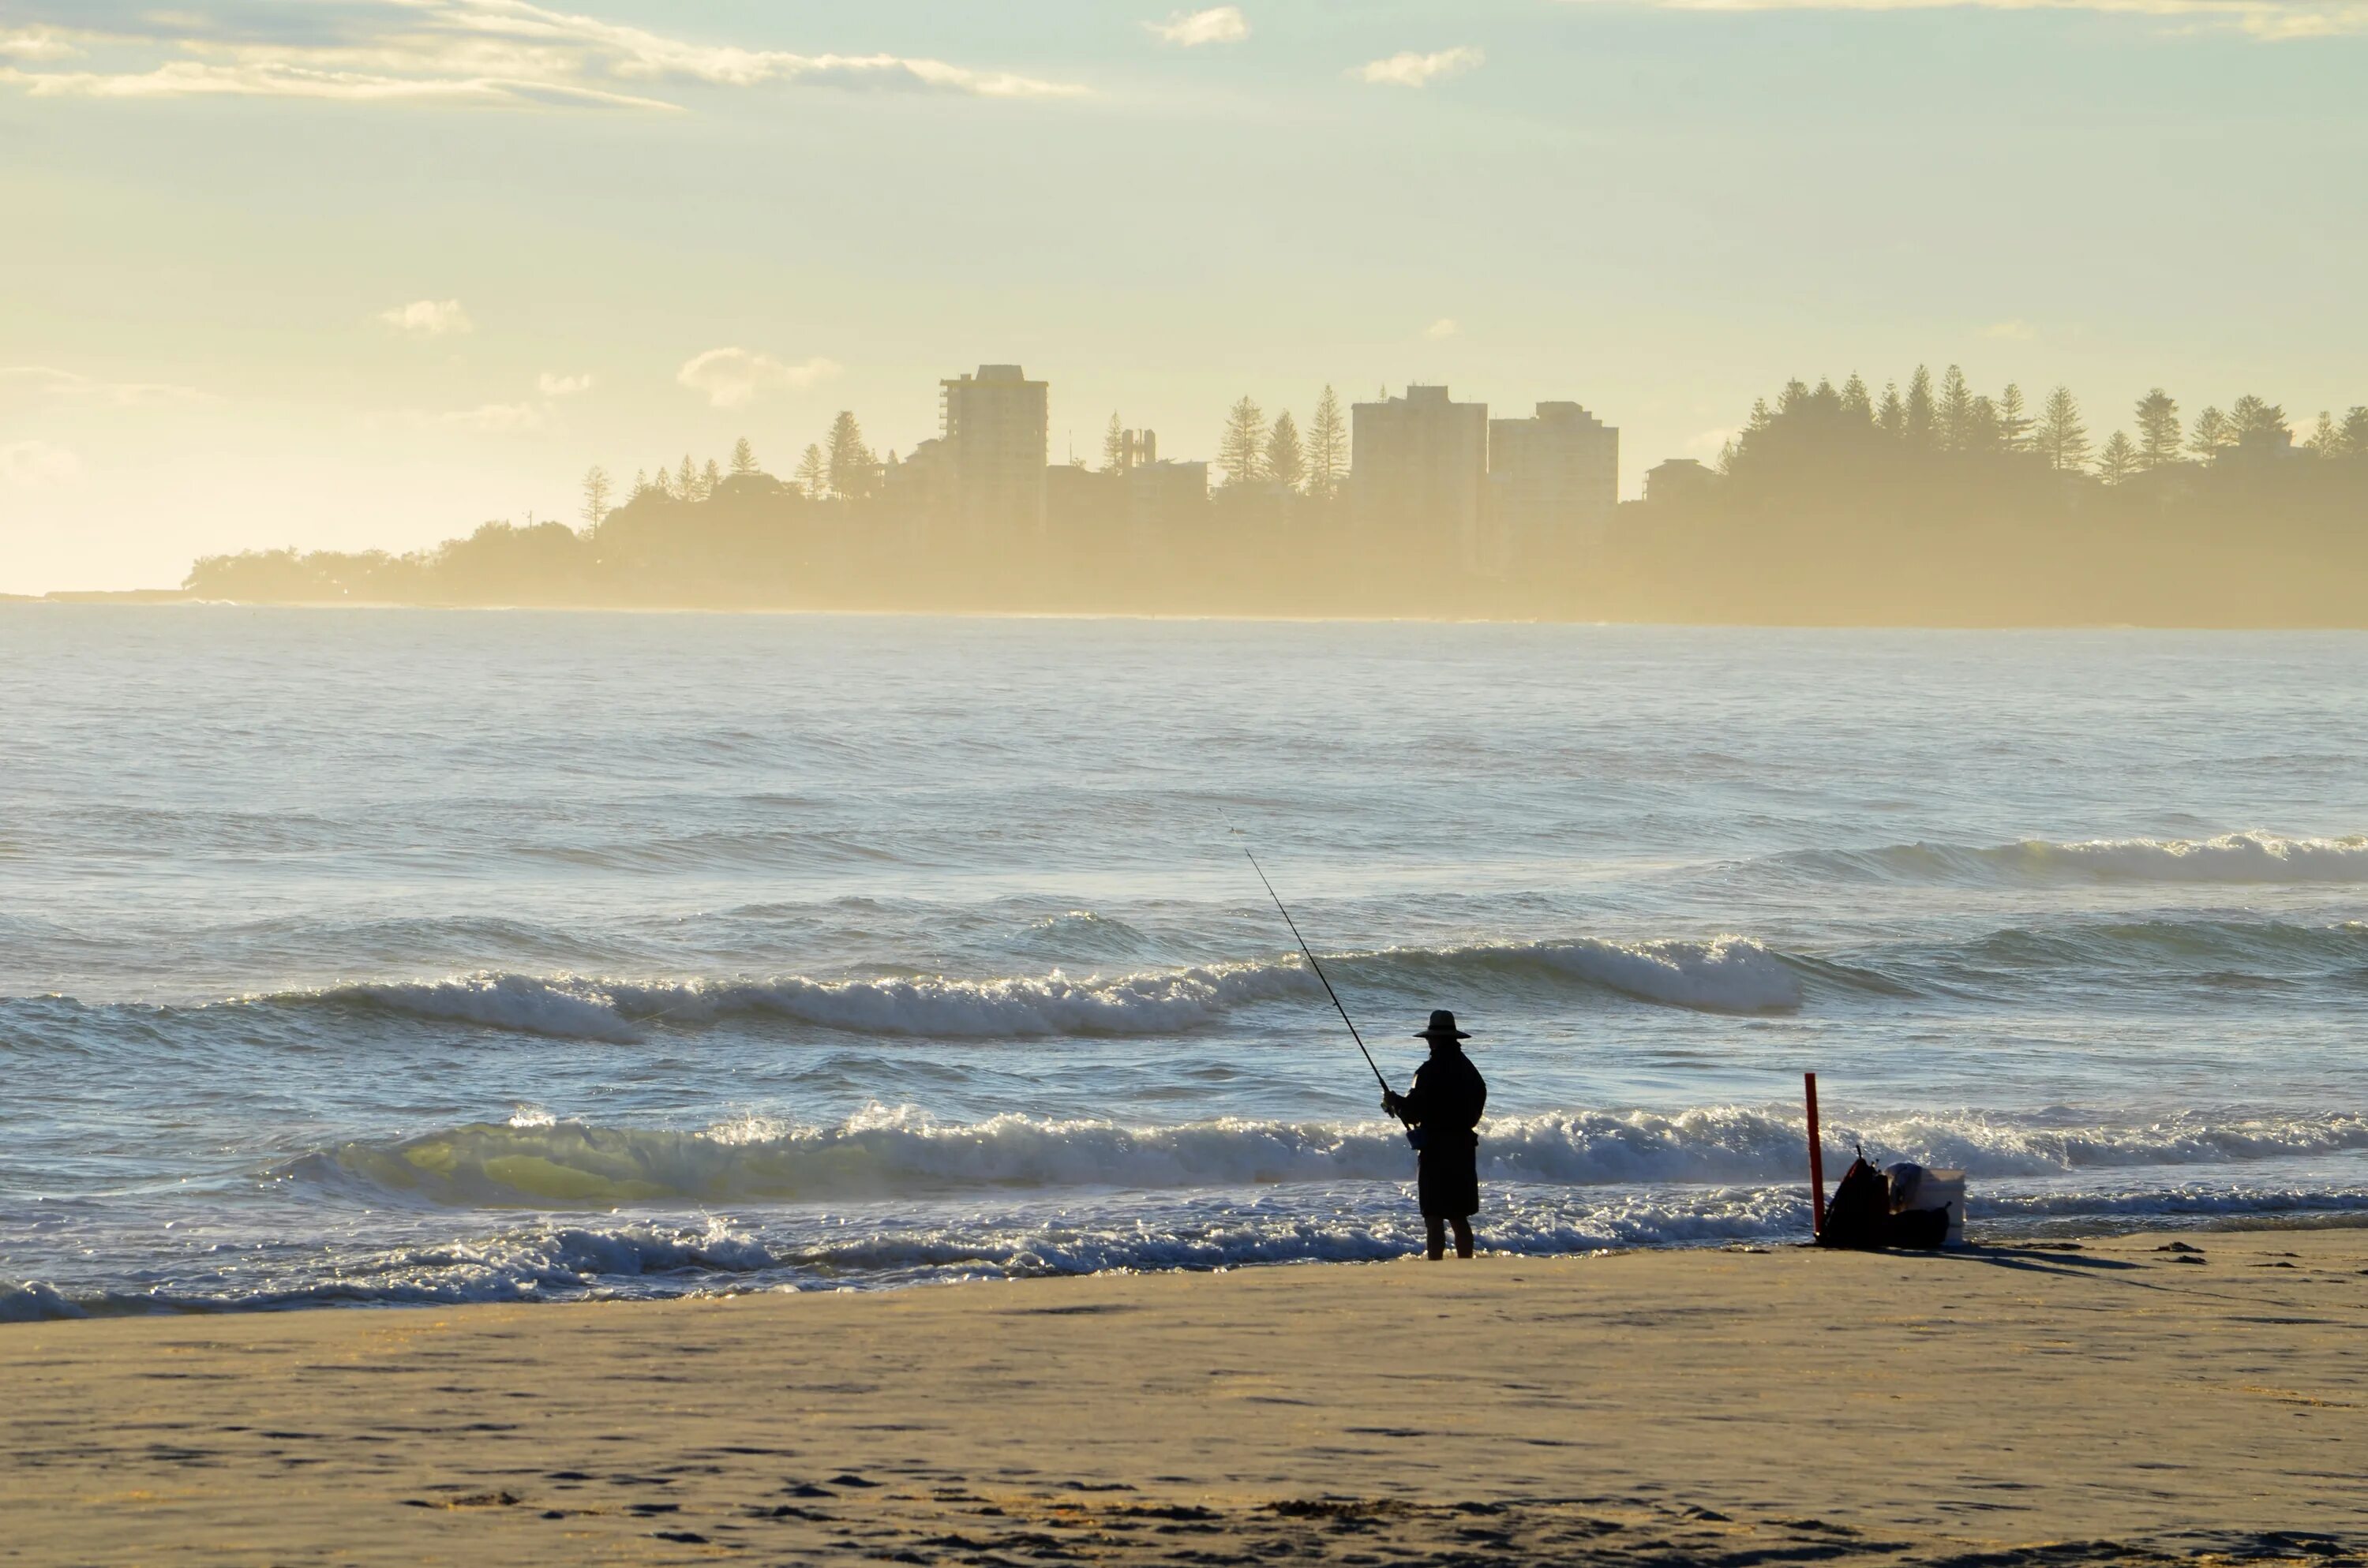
378 298 474 337
392 369 590 433
1354 46 1484 87
1424 317 1460 340
1560 0 2368 39
0 1 1092 109
0 439 82 487
676 348 841 410
0 27 85 61
0 365 208 407
1983 319 2038 340
1148 7 1251 46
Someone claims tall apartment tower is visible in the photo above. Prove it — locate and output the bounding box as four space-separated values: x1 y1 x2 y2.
1488 401 1619 565
1351 385 1489 574
939 365 1048 545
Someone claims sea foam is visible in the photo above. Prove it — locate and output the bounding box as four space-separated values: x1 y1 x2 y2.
16 1170 2368 1319
290 1104 2368 1209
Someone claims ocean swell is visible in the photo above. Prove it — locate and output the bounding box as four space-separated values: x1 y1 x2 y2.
1774 831 2368 886
251 934 1800 1042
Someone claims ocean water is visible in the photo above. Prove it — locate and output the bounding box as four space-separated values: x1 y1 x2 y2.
2 607 2364 1319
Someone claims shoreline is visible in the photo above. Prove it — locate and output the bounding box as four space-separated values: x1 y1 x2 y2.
13 596 2368 631
8 1225 2362 1566
14 1210 2368 1323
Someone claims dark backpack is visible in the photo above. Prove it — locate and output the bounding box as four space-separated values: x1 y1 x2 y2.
1817 1153 1890 1250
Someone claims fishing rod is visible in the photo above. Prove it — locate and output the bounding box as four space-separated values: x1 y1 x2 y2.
1239 846 1407 1131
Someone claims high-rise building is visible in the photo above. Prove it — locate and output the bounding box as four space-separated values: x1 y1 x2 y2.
1351 385 1489 573
939 365 1048 545
1488 401 1619 564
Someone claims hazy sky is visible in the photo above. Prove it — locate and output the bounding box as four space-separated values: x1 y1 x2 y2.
2 0 2362 591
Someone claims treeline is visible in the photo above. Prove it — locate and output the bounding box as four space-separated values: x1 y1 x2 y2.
1613 369 2368 624
182 369 2368 625
1198 387 1351 493
590 426 864 518
1717 368 2366 475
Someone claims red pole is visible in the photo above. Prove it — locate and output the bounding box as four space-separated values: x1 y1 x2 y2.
1804 1072 1826 1238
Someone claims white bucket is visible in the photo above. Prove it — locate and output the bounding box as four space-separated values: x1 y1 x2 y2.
1887 1162 1968 1246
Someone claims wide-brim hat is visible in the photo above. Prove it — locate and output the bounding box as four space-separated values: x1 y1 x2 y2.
1417 1009 1470 1041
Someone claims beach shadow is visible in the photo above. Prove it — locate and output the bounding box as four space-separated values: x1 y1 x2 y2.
1937 1246 2147 1279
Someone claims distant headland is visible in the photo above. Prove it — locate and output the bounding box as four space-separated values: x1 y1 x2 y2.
137 365 2368 627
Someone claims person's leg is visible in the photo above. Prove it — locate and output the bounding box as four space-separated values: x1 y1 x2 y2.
1451 1217 1474 1259
1424 1216 1445 1260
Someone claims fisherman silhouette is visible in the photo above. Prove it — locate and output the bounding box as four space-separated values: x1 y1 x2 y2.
1382 1010 1489 1260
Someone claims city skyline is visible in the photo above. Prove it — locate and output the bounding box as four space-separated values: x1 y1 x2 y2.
593 364 1621 580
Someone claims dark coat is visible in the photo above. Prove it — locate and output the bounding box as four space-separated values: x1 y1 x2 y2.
1400 1046 1487 1218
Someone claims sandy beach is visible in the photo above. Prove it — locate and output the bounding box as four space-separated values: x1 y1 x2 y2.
6 1227 2364 1566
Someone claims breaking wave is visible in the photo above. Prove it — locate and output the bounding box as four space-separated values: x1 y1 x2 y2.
287 1104 2368 1209
14 1169 2368 1319
1772 831 2368 886
242 935 1800 1042
20 914 2368 1046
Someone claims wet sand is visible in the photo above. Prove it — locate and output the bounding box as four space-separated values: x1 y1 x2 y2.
5 1227 2365 1566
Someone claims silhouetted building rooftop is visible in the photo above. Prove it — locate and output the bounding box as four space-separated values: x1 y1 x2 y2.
1354 385 1490 573
941 365 1049 544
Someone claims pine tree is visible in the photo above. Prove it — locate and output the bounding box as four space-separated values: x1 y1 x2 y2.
1996 384 2033 453
1265 411 1305 494
1905 366 1935 448
1939 365 1975 451
2036 386 2090 473
2095 431 2138 485
729 437 759 477
1101 413 1128 472
2132 390 2181 470
1840 373 1872 421
795 443 826 500
1217 396 1267 488
703 458 722 497
1876 383 1905 441
826 412 875 500
631 467 650 499
2340 406 2368 458
652 461 676 499
676 455 699 500
2228 395 2289 451
2189 406 2235 462
1306 386 1348 500
1722 398 1774 473
579 465 613 531
1968 396 2000 454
